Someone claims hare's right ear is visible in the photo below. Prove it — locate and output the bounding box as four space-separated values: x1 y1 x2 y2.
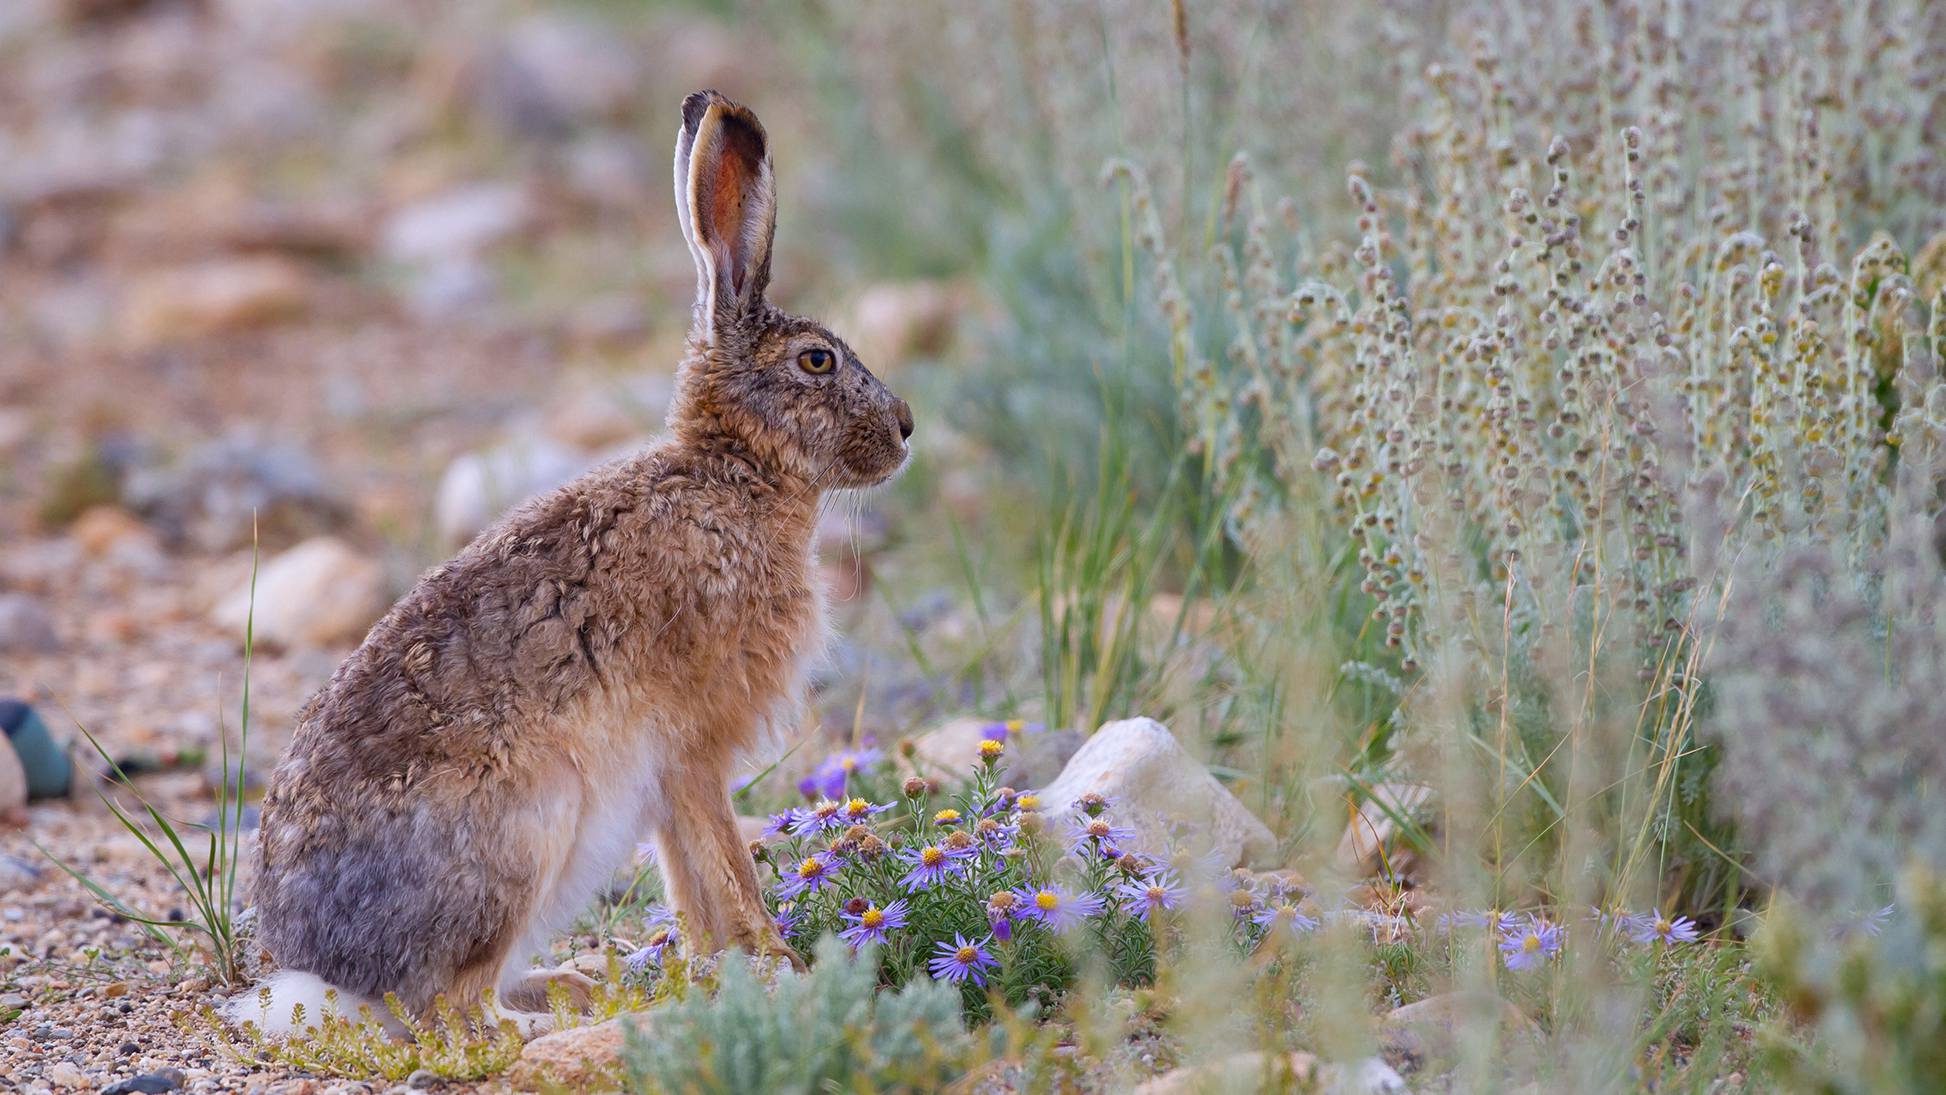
674 90 775 342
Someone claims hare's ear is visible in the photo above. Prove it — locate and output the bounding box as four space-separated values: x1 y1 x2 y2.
674 90 775 340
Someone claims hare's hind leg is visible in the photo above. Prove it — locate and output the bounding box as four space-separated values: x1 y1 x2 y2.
446 948 555 1039
500 966 598 1013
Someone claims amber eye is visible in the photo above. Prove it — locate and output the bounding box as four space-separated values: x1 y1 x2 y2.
797 348 836 374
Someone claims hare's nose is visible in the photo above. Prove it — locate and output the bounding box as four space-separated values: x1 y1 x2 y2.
894 399 914 441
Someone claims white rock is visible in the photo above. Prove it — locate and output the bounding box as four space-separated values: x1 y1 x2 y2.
1 735 27 820
43 1061 88 1089
433 436 591 547
1035 717 1278 868
382 182 530 267
211 536 385 650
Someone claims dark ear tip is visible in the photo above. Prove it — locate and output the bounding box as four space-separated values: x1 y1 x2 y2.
680 90 719 134
680 89 767 149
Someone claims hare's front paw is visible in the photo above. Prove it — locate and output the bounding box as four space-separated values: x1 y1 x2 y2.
729 919 803 971
762 937 806 973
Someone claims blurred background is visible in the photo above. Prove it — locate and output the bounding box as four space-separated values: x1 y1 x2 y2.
3 0 1945 1085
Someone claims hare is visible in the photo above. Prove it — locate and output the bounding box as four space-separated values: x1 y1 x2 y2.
234 90 912 1037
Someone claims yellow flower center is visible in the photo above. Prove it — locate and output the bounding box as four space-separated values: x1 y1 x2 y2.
1655 919 1672 935
979 739 1005 757
797 858 822 878
921 846 945 866
1035 890 1059 911
1005 719 1025 733
1230 891 1255 909
1522 934 1542 953
846 798 869 814
813 801 838 817
935 809 961 824
861 907 884 928
1147 886 1166 901
840 757 857 771
955 945 979 963
1088 820 1111 837
1017 794 1041 811
989 891 1016 910
649 929 671 945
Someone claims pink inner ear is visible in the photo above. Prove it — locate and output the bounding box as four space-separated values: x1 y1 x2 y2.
698 116 766 298
707 164 747 293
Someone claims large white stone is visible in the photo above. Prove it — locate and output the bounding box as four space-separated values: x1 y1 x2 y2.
1034 717 1278 868
211 536 384 650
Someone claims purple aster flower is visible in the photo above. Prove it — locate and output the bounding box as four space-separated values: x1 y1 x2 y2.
773 902 802 940
928 933 998 987
642 904 676 931
985 889 1023 935
1829 903 1897 940
1629 909 1700 946
1068 814 1138 858
973 816 1020 850
1861 903 1896 936
761 811 801 840
1499 916 1564 970
898 842 977 892
1014 884 1108 934
1118 871 1186 921
1252 899 1321 935
795 798 849 833
838 899 910 950
624 923 678 971
800 748 883 799
837 796 892 825
776 852 840 899
981 718 1043 742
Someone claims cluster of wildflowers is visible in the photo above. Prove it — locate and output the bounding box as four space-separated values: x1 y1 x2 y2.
725 742 1193 1009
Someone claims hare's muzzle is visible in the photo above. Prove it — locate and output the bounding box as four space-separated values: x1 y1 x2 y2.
894 398 914 441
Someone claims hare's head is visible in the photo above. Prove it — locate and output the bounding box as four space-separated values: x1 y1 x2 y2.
666 90 912 490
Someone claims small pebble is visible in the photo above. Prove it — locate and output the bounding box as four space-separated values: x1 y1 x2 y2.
45 1061 89 1087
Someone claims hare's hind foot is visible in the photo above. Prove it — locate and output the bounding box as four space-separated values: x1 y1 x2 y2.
500 965 599 1014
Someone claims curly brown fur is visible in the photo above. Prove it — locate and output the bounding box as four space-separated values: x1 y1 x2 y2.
239 90 912 1036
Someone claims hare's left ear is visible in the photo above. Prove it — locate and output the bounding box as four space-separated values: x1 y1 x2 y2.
674 90 775 339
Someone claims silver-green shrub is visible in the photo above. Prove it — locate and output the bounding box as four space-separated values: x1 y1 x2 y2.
620 937 976 1094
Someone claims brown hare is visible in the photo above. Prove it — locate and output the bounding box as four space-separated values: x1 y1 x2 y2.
234 90 912 1036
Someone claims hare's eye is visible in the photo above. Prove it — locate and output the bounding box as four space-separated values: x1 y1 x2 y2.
797 348 836 375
